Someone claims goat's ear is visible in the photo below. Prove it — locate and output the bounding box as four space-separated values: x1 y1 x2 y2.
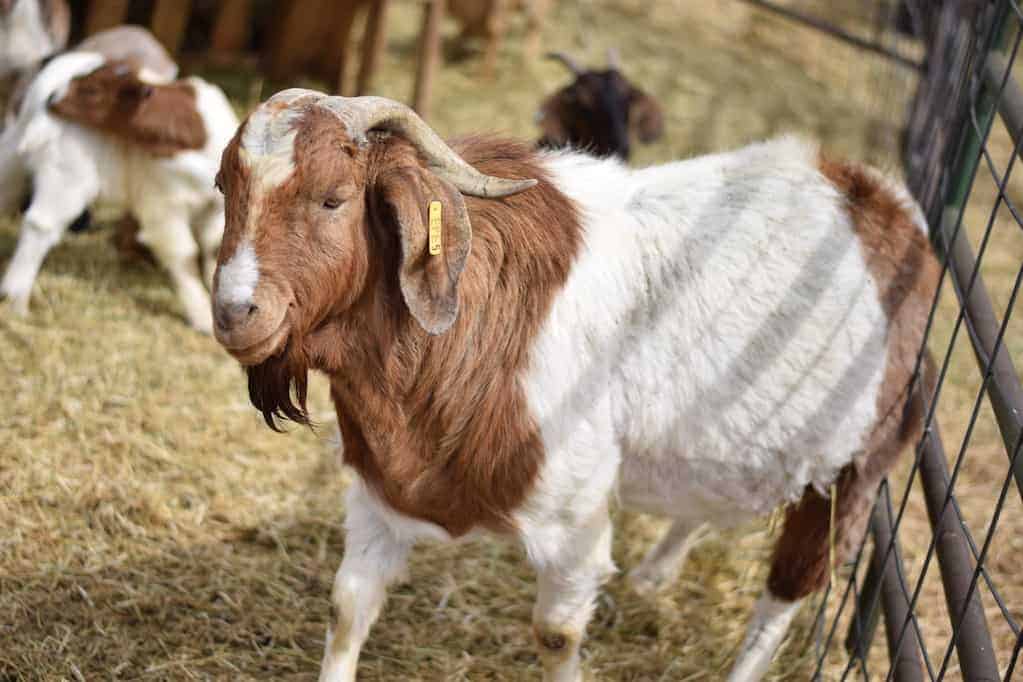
629 87 664 144
374 168 472 335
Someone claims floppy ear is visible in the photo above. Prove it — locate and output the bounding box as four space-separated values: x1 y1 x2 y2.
117 81 207 156
374 167 472 335
629 86 664 144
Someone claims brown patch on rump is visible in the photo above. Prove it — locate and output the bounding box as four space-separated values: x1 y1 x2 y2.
767 157 941 601
239 126 581 536
49 61 206 157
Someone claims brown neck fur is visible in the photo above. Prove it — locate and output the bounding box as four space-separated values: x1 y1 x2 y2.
254 137 582 536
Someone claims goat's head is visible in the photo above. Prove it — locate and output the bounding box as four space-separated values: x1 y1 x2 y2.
48 59 206 155
212 91 535 383
537 50 663 160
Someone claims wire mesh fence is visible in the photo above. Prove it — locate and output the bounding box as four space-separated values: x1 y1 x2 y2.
803 0 1023 679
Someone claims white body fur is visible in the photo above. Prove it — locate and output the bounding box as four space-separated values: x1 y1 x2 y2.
323 137 895 682
0 52 239 332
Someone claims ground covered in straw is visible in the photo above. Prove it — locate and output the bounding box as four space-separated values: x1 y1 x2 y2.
2 1 1021 680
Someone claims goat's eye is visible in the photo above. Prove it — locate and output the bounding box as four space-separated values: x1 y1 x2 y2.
322 197 343 210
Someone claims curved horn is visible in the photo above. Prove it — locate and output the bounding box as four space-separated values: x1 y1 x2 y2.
316 95 536 198
546 51 583 76
607 48 621 70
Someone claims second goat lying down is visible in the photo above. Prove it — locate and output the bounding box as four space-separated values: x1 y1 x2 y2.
0 53 238 332
211 90 940 682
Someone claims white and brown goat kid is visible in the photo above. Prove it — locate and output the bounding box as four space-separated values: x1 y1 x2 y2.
0 52 238 332
211 89 940 681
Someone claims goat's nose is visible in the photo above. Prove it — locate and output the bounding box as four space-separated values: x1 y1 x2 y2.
214 301 258 332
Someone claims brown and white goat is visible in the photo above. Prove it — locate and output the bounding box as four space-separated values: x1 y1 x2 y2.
537 50 663 160
211 90 940 682
0 53 237 332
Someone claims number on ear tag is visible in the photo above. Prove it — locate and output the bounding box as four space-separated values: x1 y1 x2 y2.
428 201 442 256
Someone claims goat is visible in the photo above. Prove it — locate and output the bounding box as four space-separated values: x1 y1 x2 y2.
448 0 552 75
537 50 663 160
1 23 179 258
0 53 238 333
210 90 940 682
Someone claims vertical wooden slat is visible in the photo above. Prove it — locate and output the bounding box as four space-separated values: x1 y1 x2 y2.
522 0 551 60
210 0 253 54
268 0 333 79
412 0 444 117
331 1 365 95
151 0 192 55
356 0 390 95
480 0 506 78
84 0 130 36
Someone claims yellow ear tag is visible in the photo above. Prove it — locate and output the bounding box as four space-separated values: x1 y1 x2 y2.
428 201 442 256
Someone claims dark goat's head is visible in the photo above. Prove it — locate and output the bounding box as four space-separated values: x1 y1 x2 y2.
536 50 664 160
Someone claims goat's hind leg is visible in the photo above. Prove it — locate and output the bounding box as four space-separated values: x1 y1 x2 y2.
135 213 213 333
627 519 701 596
194 203 224 291
729 467 875 681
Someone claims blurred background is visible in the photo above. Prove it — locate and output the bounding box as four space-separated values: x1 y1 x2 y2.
2 1 1021 680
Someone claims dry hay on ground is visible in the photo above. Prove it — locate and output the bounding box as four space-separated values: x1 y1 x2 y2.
2 1 1020 680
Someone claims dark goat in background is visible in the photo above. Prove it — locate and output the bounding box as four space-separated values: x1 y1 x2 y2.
536 50 663 160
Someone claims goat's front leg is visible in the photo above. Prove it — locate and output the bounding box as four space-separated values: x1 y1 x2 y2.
1 168 95 314
319 483 411 682
135 214 213 333
528 506 615 682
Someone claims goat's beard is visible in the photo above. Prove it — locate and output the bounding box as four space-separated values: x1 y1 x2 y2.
247 336 310 432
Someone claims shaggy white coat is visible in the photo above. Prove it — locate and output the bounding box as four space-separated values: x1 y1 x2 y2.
322 136 895 682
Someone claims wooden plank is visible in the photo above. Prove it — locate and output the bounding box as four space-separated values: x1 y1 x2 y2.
84 0 130 36
151 0 192 55
356 0 390 95
330 2 364 95
268 0 334 79
210 0 253 54
412 0 444 117
480 0 506 78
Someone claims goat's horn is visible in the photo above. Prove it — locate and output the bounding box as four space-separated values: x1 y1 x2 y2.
607 48 621 70
546 51 583 76
317 95 536 198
